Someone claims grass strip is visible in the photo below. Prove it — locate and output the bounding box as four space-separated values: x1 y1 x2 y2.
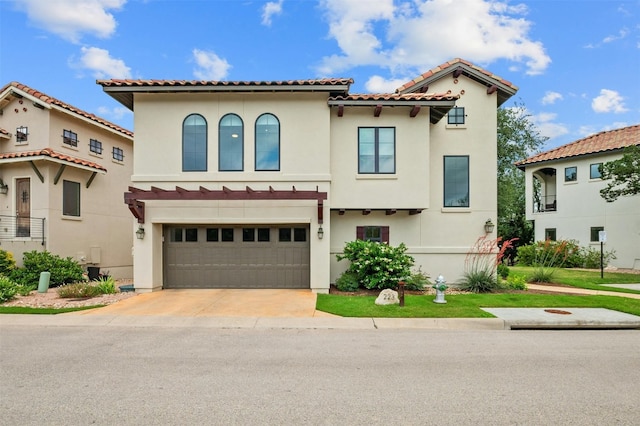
316 293 640 318
0 305 104 315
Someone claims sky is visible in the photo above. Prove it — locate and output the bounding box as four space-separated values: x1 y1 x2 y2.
0 0 638 151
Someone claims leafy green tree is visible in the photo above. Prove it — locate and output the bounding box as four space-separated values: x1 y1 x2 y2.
599 145 640 202
497 103 547 259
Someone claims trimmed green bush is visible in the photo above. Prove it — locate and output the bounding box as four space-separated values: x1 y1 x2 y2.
336 240 414 290
10 251 85 288
0 274 18 303
335 271 360 292
506 274 528 290
0 249 16 276
497 263 510 279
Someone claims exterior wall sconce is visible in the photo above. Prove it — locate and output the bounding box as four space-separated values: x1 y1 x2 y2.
484 218 495 234
0 180 8 195
317 225 324 239
136 226 145 240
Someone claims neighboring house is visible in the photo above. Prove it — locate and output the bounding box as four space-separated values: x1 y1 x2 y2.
516 124 640 270
98 58 517 293
0 82 134 278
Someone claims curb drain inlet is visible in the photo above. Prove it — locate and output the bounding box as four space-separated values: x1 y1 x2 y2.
544 309 572 315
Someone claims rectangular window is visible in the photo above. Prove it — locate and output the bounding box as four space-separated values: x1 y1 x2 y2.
590 163 602 179
356 226 389 243
170 228 183 242
112 147 124 162
293 228 307 242
447 107 465 125
257 228 270 242
358 127 395 174
221 228 234 242
243 228 255 242
443 156 469 207
62 180 80 217
590 226 604 242
545 228 556 241
206 228 219 242
564 166 577 182
89 139 103 155
63 129 78 147
279 228 292 242
16 126 28 142
185 228 198 242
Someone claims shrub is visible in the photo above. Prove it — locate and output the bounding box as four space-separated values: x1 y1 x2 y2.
0 250 16 275
506 274 528 290
336 240 414 290
459 269 499 293
57 282 102 299
335 271 360 292
0 274 18 303
10 251 85 287
16 284 36 296
458 236 516 293
580 246 617 269
497 263 510 279
404 267 431 291
94 276 117 294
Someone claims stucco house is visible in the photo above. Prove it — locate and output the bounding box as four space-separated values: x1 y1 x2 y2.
516 124 640 270
98 58 517 293
0 82 134 278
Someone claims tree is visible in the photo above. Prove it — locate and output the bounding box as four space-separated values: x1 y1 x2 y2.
599 145 640 202
496 103 547 260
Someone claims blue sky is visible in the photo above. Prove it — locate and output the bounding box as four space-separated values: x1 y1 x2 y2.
1 0 638 151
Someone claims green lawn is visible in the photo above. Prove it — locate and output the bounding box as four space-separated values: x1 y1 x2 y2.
510 266 640 294
316 293 640 318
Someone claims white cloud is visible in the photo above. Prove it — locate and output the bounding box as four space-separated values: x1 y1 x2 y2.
97 105 132 121
78 46 131 78
541 91 563 105
317 0 550 77
585 27 629 48
592 89 628 113
262 0 284 26
15 0 126 43
364 75 409 93
192 49 231 80
530 111 569 140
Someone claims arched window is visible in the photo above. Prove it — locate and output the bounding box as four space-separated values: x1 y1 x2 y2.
182 114 207 171
219 114 243 171
255 113 280 171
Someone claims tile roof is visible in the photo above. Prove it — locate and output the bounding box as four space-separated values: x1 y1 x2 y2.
1 82 133 138
97 78 354 89
0 148 107 172
516 124 640 168
98 78 354 111
396 58 518 93
328 92 459 102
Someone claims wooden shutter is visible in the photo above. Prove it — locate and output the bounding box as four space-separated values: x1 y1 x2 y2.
356 226 365 240
381 226 390 243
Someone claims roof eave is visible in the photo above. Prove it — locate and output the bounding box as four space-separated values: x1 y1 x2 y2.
100 82 353 111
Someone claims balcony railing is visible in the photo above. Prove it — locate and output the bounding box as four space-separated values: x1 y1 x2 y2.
533 196 557 213
0 215 46 245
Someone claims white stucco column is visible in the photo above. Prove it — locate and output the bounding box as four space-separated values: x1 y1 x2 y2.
132 221 163 292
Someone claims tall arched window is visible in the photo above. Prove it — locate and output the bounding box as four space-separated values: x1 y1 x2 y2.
182 114 207 171
255 113 280 171
219 114 243 171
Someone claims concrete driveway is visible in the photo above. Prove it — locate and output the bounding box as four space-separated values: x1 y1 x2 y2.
70 289 335 318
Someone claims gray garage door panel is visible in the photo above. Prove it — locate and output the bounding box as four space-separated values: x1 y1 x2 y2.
164 226 310 289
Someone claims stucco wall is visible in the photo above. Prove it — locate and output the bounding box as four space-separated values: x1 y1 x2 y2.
525 152 640 270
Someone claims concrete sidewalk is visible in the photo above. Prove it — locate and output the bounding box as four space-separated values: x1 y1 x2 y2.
2 284 639 330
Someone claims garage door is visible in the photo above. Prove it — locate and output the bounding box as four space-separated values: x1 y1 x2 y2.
163 225 310 289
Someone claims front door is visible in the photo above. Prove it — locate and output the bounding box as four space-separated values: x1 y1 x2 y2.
15 178 30 237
